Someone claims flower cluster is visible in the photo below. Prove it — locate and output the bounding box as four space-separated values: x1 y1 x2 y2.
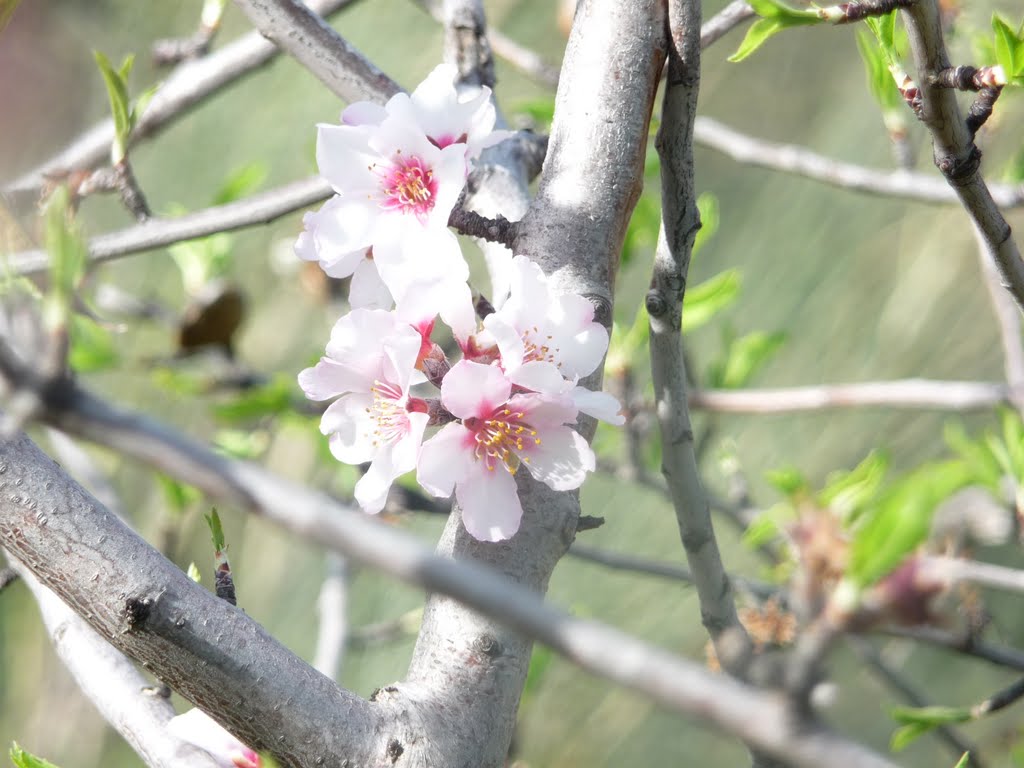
297 65 623 542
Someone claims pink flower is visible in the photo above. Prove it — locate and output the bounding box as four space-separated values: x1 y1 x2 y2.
417 361 595 541
342 63 509 160
314 113 469 307
167 708 260 768
294 198 391 309
481 256 624 425
298 309 429 513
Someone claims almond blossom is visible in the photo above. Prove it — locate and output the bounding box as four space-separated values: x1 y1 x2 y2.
341 63 509 161
167 708 260 768
417 360 595 542
298 309 428 514
480 255 625 425
311 112 469 310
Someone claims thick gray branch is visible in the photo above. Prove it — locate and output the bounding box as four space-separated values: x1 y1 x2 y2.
10 562 222 768
0 434 381 768
1 426 902 768
232 0 401 103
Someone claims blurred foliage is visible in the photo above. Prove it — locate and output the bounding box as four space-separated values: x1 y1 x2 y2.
9 744 60 768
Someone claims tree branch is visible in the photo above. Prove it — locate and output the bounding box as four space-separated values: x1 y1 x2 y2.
231 0 401 103
10 561 223 768
902 0 1024 312
1 425 903 768
693 116 1024 208
687 379 1016 413
3 0 362 201
648 0 752 673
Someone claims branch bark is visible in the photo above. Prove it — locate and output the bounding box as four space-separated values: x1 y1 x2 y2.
902 0 1024 312
10 562 223 768
647 0 751 672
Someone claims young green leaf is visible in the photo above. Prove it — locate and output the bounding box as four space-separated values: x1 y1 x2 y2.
847 460 972 587
889 705 973 751
729 0 821 62
710 330 787 389
682 269 741 333
9 743 61 768
42 186 87 333
729 18 788 63
69 315 119 373
765 466 809 497
93 51 135 164
212 163 268 206
818 451 889 523
186 562 202 583
952 753 970 768
205 508 226 553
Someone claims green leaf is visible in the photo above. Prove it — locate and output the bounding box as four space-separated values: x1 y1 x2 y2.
42 187 87 333
856 29 902 112
622 192 661 265
747 0 818 21
944 422 1002 493
157 475 201 515
742 502 794 549
212 163 268 206
765 466 808 497
729 18 788 62
186 562 201 583
712 330 787 389
9 743 61 768
864 11 898 56
168 231 233 294
848 460 973 587
889 705 973 750
205 508 226 552
0 0 22 34
212 376 295 423
682 269 741 333
993 15 1017 77
952 753 970 768
818 451 889 523
93 51 135 163
891 721 937 752
69 315 119 373
891 704 973 726
693 193 719 259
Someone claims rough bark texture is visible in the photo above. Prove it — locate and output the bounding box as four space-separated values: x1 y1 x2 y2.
0 434 382 767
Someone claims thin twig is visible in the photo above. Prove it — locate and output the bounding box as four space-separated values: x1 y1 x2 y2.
693 116 1024 208
700 0 754 49
3 0 361 200
649 0 752 675
568 542 777 600
847 637 983 764
313 554 350 680
902 0 1024 313
880 625 1024 672
971 223 1024 414
687 379 1016 413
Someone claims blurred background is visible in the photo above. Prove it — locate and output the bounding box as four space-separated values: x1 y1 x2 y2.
2 0 1024 765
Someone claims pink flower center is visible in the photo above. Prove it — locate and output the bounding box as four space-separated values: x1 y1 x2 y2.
366 381 410 446
378 154 437 220
463 408 540 474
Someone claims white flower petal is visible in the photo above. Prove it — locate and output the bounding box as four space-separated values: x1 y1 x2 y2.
570 387 625 425
417 422 474 497
456 468 522 542
322 394 377 463
509 360 569 396
348 258 393 309
521 426 594 492
298 358 369 401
